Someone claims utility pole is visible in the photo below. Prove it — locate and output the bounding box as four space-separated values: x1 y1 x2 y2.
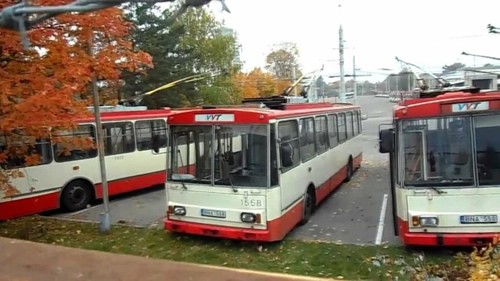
353 55 357 104
292 66 298 96
89 33 111 234
339 24 346 102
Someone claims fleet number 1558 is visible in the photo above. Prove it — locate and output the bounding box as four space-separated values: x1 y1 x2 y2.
241 198 263 207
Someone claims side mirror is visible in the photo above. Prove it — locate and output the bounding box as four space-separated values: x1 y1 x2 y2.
280 143 293 168
379 129 394 154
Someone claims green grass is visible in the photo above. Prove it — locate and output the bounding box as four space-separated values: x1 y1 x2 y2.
0 216 455 280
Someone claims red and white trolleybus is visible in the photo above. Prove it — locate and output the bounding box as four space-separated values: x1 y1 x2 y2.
0 106 170 220
165 96 363 241
379 87 500 246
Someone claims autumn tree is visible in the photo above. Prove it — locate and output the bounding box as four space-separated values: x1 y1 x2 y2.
265 42 301 79
0 0 152 197
234 68 277 99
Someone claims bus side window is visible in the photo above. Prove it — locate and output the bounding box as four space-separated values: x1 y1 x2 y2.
53 125 97 163
338 113 347 143
315 115 328 154
278 120 300 172
327 114 338 148
346 112 353 140
353 112 359 136
300 117 316 162
103 122 135 156
136 120 167 152
0 136 53 169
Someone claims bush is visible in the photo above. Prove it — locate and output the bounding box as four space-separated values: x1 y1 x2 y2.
409 240 499 281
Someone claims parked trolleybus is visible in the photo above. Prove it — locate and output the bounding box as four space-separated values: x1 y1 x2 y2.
0 106 170 220
379 88 500 246
165 96 363 241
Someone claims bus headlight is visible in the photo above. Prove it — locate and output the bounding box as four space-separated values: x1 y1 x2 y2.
419 216 439 227
173 206 186 216
241 212 257 223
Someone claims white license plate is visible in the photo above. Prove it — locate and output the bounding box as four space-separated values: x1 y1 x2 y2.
460 215 498 224
201 209 226 218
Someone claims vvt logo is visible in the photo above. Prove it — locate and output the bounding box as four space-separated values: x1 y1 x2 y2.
457 103 481 110
206 114 222 121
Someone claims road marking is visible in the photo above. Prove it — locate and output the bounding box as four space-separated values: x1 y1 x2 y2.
375 194 389 245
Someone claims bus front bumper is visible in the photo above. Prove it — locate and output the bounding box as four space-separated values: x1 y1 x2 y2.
165 219 272 241
399 220 500 246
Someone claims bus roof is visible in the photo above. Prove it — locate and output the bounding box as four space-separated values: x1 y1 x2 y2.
78 107 172 123
167 102 360 125
394 90 500 119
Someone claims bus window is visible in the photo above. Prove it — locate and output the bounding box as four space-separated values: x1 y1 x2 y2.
278 120 300 172
327 114 338 148
299 117 316 162
135 120 167 151
402 117 473 187
0 132 53 169
103 122 135 156
315 115 328 154
53 125 97 162
338 113 347 143
353 112 359 135
346 112 353 139
474 114 500 185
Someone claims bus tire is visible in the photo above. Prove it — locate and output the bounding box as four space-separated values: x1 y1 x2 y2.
344 157 354 183
61 180 93 212
299 187 315 225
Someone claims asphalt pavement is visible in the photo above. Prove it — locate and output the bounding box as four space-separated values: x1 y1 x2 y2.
48 96 401 245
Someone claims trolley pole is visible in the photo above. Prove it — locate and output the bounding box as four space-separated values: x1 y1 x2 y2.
89 33 111 234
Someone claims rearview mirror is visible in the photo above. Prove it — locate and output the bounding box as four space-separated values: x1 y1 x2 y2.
152 135 161 153
280 143 293 168
379 129 394 154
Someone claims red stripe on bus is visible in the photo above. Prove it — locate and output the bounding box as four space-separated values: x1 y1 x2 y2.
397 217 500 246
94 171 166 198
0 191 59 220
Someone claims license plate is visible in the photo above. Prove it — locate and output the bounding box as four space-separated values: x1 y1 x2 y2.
460 215 498 224
201 209 226 218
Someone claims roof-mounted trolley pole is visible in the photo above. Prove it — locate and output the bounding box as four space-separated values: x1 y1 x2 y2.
395 56 451 89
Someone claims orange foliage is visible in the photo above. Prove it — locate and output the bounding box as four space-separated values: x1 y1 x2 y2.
0 0 153 196
234 68 277 98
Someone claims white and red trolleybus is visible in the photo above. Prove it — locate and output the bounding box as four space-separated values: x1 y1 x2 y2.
379 88 500 246
164 96 363 242
0 106 170 220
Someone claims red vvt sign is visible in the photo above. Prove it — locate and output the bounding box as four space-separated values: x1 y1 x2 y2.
452 101 489 112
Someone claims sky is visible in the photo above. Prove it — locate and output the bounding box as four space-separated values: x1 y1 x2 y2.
172 0 500 83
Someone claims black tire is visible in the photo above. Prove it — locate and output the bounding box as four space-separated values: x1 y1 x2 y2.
61 180 92 212
344 158 354 183
299 188 314 225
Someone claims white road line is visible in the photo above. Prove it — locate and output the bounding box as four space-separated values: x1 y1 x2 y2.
375 194 389 245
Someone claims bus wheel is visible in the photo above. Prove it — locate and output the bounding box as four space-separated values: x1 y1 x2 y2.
61 180 92 212
344 158 354 183
299 188 314 225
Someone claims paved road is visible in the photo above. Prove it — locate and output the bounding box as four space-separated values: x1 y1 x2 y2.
48 96 400 245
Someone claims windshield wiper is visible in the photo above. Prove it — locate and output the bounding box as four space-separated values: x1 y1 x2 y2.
219 154 237 192
429 186 446 194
